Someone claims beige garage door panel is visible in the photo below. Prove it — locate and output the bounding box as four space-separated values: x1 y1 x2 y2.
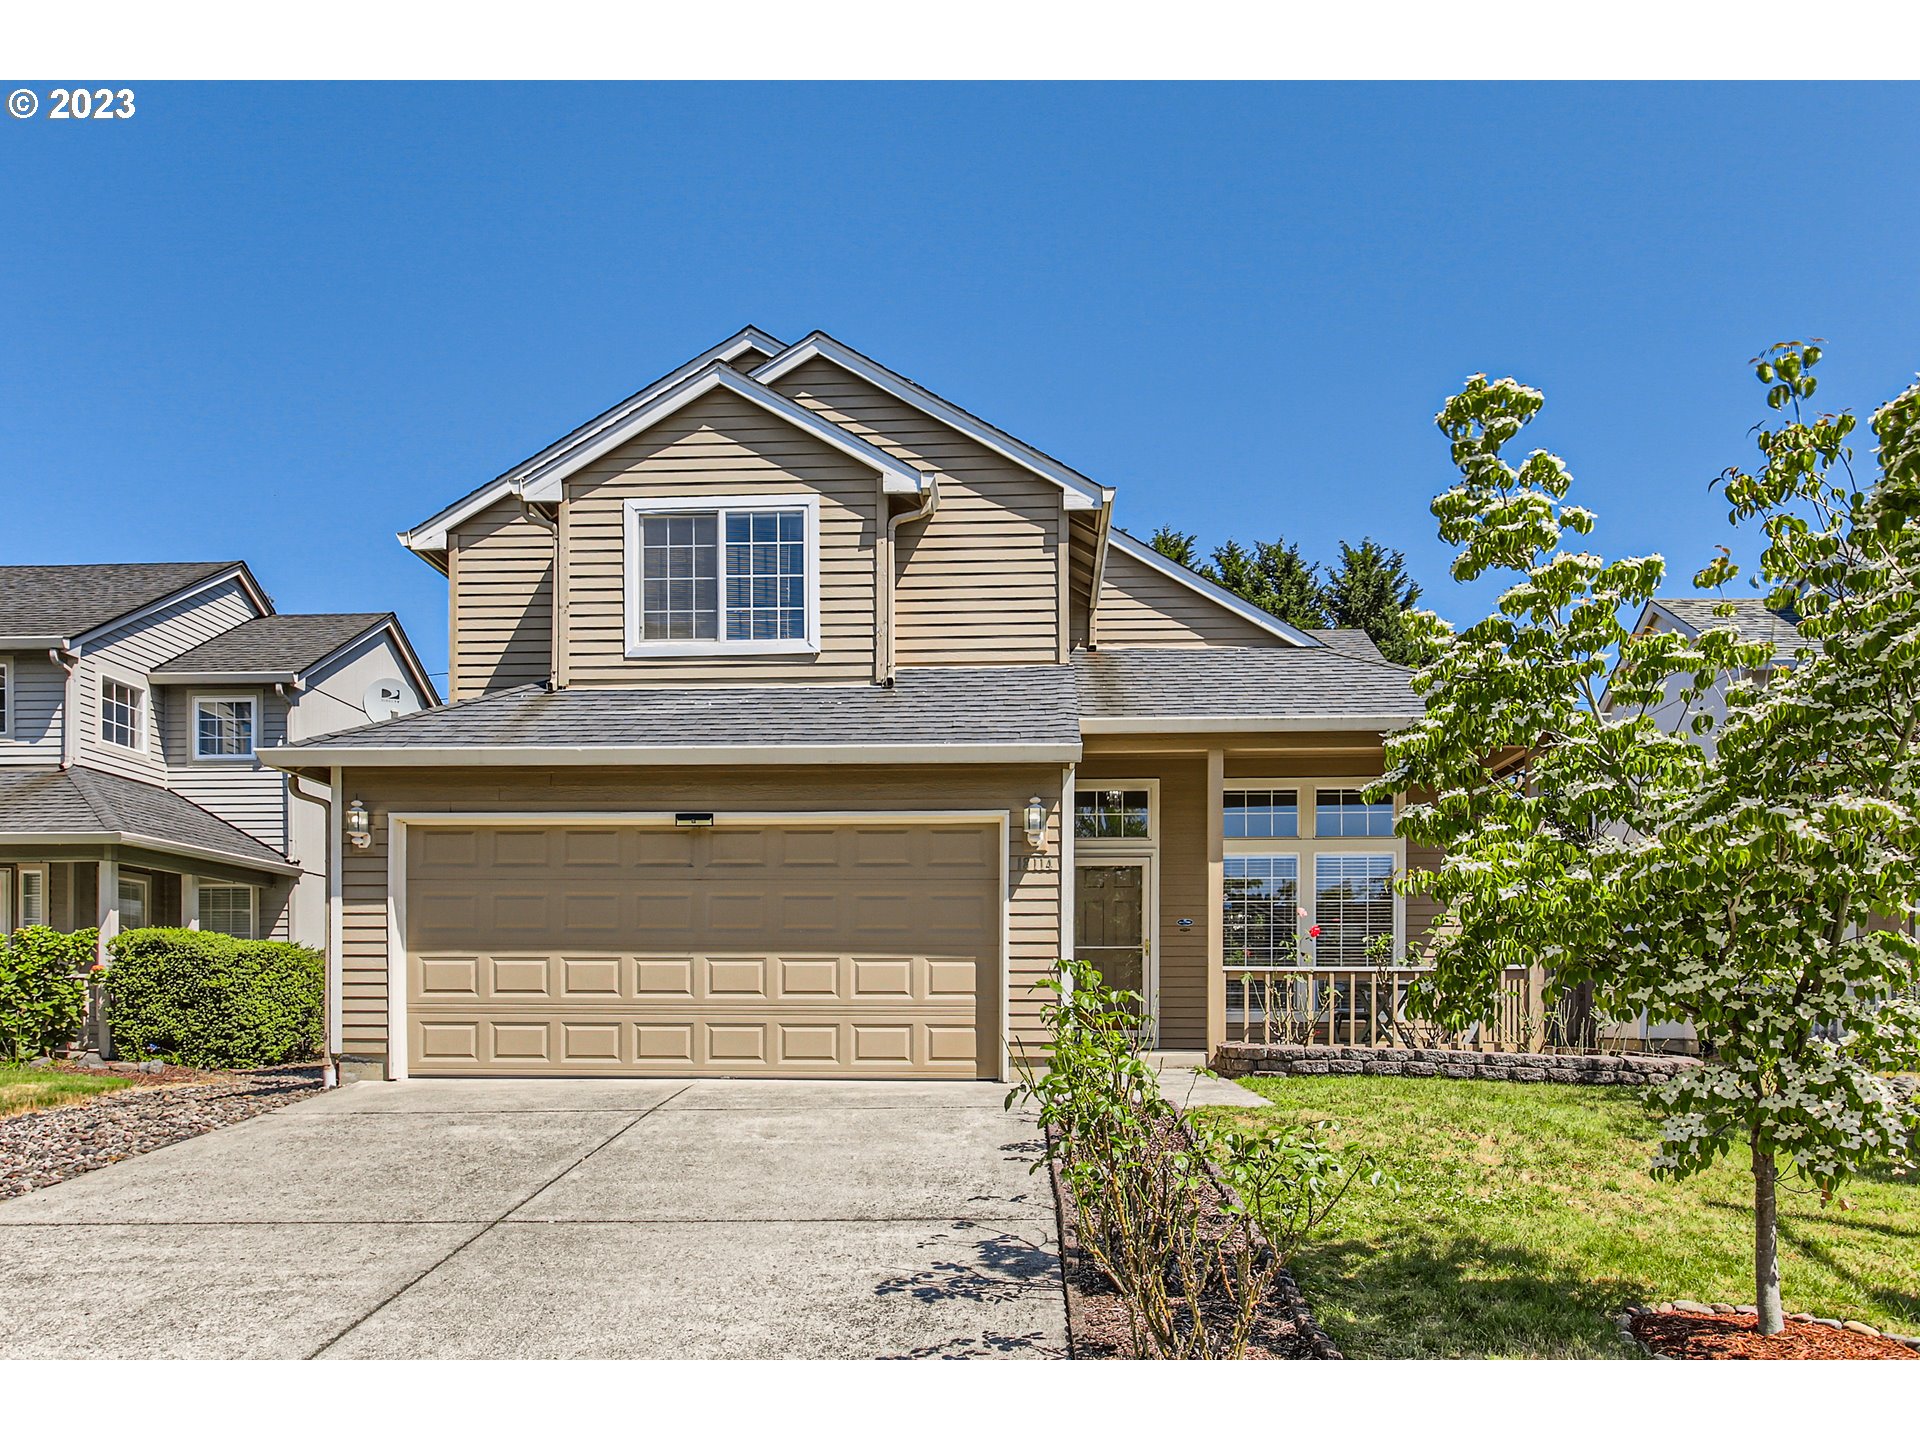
404 822 1000 1078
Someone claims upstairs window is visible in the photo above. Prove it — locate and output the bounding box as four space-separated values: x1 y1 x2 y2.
0 659 11 737
100 677 144 750
624 496 818 656
194 696 257 760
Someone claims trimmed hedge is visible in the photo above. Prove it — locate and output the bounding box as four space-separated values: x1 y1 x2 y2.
105 928 323 1069
0 926 94 1061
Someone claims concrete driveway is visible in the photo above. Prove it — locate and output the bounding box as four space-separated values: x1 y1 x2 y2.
0 1079 1065 1359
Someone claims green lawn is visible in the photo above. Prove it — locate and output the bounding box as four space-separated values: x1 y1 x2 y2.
0 1065 136 1118
1196 1075 1920 1358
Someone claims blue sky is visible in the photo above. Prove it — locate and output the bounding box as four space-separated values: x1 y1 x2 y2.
4 81 1917 685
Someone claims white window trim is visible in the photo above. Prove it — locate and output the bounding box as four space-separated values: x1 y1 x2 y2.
196 880 257 939
1072 778 1160 851
0 658 12 739
98 669 148 753
1224 775 1407 962
622 492 822 658
0 868 10 931
191 691 260 762
16 864 48 928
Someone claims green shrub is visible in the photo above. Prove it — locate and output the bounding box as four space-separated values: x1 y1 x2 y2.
0 926 94 1061
104 928 323 1069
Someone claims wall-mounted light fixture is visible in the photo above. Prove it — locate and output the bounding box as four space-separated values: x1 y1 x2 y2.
345 798 372 850
1024 796 1048 850
674 812 715 828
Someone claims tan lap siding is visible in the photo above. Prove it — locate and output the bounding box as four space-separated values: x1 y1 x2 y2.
563 390 878 685
768 358 1063 666
1096 543 1283 648
449 497 554 700
337 765 1064 1066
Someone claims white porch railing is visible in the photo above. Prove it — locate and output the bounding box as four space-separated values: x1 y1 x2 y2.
1224 964 1546 1052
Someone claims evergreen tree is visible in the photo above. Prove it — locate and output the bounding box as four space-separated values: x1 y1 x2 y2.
1205 537 1331 631
1323 538 1427 665
1147 526 1200 568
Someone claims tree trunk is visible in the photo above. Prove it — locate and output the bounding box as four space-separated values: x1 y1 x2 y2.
1752 1139 1784 1335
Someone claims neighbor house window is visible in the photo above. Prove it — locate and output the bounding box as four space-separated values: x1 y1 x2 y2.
623 495 818 655
1224 855 1300 963
0 865 43 930
1074 787 1152 839
198 883 256 939
0 659 11 737
1315 788 1395 837
117 873 149 929
100 677 144 750
1313 854 1396 963
1224 788 1298 838
194 696 257 759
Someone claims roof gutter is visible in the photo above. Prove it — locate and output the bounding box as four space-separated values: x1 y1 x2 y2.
0 830 303 876
1079 715 1421 735
150 670 300 686
258 741 1081 769
1 635 70 649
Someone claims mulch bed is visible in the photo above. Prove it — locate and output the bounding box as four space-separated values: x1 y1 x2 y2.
0 1064 327 1200
1632 1311 1920 1360
1046 1115 1331 1359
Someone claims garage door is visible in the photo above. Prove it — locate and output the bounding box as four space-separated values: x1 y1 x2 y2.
400 820 1002 1078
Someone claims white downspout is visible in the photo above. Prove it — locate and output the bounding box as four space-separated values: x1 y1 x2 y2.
291 768 340 1088
50 646 78 768
882 476 939 687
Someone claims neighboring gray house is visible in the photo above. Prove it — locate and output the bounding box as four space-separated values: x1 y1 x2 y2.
1625 596 1804 756
0 562 437 954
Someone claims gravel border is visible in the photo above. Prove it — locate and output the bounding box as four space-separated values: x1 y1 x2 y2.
1 1066 327 1200
1615 1300 1920 1358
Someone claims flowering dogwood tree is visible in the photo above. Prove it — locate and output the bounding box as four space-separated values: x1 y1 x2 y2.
1379 345 1920 1332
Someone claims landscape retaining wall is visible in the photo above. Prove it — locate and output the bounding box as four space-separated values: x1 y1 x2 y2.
1214 1043 1700 1086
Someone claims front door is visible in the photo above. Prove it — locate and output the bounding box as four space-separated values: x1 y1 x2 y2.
1074 859 1153 1034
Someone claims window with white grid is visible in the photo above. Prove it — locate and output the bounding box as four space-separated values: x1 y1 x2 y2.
1223 855 1300 964
1315 788 1395 837
194 697 256 759
100 677 143 749
1313 853 1396 964
625 497 816 654
198 884 256 939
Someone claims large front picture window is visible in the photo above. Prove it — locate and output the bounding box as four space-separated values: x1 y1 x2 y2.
1313 853 1396 963
1224 855 1299 963
624 496 818 655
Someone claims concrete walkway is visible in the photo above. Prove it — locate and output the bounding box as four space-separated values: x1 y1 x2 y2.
0 1079 1066 1359
1144 1052 1272 1112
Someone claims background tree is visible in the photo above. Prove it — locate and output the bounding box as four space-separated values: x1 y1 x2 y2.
1380 348 1920 1333
1206 537 1330 631
1324 538 1427 665
1147 525 1200 568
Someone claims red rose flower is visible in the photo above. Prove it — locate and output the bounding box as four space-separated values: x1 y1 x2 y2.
1308 925 1321 938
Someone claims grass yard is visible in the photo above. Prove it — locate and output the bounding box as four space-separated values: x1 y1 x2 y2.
0 1065 135 1119
1197 1075 1920 1358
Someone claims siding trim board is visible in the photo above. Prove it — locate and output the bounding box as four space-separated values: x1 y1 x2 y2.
383 808 1013 1082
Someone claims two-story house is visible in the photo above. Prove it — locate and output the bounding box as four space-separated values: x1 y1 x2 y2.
263 328 1433 1081
0 562 437 956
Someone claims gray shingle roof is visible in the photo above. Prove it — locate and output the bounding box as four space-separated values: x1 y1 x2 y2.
278 664 1081 755
153 613 390 678
0 562 240 641
1655 597 1804 651
0 765 295 872
1304 628 1386 662
1074 647 1420 724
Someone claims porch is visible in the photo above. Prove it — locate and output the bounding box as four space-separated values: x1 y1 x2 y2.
1069 729 1445 1057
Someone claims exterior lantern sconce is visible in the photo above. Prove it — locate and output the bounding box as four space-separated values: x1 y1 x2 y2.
346 798 372 850
1023 796 1048 850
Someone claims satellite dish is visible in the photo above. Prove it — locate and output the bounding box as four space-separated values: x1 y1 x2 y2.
363 678 420 723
